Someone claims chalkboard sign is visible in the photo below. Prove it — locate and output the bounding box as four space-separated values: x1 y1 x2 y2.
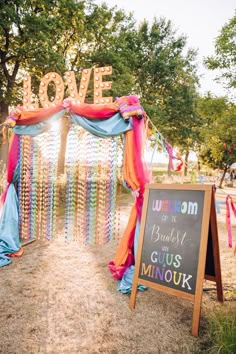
130 184 223 337
138 188 205 295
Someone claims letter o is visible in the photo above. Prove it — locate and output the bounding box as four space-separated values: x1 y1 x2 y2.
39 72 64 107
164 269 173 283
181 201 188 214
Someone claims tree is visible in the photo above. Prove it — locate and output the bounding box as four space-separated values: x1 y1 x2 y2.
0 1 201 172
206 13 236 89
0 0 138 111
197 94 236 187
0 0 83 163
0 0 137 163
132 18 200 173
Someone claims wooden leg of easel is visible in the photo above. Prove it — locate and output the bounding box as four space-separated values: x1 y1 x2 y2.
210 190 224 302
129 281 138 309
192 301 201 337
216 275 224 302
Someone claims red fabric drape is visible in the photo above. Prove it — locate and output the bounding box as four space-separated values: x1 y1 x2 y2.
14 102 119 125
69 102 118 119
0 134 20 218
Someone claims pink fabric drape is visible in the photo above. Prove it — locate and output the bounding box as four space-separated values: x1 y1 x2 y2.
69 101 118 119
7 134 20 183
132 117 151 187
0 134 19 219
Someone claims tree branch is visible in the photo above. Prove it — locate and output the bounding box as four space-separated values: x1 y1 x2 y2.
0 54 19 64
63 29 76 55
3 27 10 51
11 61 20 82
0 58 10 80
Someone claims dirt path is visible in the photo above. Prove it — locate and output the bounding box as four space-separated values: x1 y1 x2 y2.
0 189 235 354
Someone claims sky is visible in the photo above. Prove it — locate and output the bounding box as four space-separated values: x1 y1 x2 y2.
97 0 235 98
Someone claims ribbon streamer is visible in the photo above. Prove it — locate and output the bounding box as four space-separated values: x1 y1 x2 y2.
225 195 236 250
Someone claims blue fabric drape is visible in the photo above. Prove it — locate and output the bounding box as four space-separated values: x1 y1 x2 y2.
0 184 20 267
13 111 65 136
13 111 131 137
118 220 147 294
70 113 131 137
0 164 20 267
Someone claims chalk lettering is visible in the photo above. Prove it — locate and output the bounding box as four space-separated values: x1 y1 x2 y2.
141 263 152 277
140 263 192 290
150 251 182 268
151 225 189 248
181 273 192 290
151 199 198 215
173 271 182 285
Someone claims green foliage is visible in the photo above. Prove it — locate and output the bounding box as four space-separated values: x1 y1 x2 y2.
206 14 236 89
0 0 137 110
133 18 199 153
0 0 199 161
197 94 236 170
207 306 236 354
0 0 201 168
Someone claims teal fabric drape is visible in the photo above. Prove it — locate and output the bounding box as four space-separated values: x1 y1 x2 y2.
0 165 20 267
0 185 20 266
13 111 65 136
13 111 132 137
70 112 131 137
117 220 147 294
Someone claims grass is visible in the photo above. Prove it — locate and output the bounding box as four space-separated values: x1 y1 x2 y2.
207 305 236 354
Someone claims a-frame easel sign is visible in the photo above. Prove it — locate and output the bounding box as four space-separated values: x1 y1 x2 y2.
129 184 223 337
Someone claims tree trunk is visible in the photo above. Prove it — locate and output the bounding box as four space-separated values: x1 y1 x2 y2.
218 166 227 189
0 102 9 166
184 150 189 176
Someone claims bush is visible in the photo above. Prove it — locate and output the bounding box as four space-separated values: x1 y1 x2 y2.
207 305 236 354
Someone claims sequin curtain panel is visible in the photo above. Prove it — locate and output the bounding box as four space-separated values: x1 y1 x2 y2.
18 121 123 243
18 124 61 241
64 123 123 244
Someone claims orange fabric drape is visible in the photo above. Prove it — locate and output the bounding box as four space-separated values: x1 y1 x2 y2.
113 129 141 267
114 204 138 266
8 248 24 257
16 106 62 125
123 130 140 191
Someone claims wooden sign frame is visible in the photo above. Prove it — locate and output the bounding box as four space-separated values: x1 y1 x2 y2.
129 184 223 337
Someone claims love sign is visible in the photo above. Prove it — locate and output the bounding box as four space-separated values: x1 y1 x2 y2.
23 66 113 109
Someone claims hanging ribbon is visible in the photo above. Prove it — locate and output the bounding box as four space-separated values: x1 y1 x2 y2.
226 195 236 250
145 116 175 171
